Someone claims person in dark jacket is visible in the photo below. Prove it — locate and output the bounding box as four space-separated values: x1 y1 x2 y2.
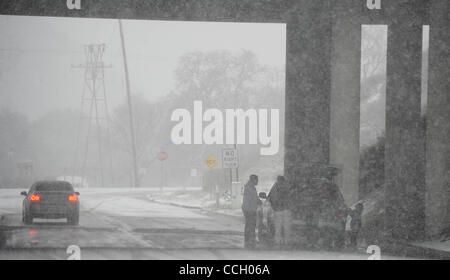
348 203 364 248
268 176 293 246
242 174 261 249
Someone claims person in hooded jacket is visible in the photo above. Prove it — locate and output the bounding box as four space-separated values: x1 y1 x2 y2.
268 176 293 247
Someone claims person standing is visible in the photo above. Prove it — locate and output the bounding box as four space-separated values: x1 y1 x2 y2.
242 174 261 249
348 203 364 248
268 176 293 247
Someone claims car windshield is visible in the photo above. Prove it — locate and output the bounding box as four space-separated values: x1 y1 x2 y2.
34 183 73 192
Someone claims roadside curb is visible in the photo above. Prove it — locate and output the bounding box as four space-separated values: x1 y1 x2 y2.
146 196 243 219
133 227 243 236
147 196 203 210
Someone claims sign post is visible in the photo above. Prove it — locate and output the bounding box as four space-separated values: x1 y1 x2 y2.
222 148 239 169
222 148 241 208
222 148 239 184
158 151 168 191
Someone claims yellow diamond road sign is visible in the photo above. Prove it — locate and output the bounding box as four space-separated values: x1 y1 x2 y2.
206 155 218 168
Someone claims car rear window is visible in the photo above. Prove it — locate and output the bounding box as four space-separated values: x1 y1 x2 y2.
34 182 74 192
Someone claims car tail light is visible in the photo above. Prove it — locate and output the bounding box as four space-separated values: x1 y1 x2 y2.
29 194 40 202
68 194 78 202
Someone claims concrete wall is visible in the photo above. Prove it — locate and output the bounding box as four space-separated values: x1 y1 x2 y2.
284 1 333 185
426 0 450 238
330 1 362 206
384 1 428 241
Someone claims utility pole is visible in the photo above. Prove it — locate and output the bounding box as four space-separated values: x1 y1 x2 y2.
119 19 140 188
160 160 164 192
234 143 239 183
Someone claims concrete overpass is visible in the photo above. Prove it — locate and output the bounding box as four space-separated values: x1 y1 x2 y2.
1 0 448 241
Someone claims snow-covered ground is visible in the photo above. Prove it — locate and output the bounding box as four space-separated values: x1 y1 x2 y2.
0 189 23 216
82 193 207 219
0 187 237 221
147 188 243 217
0 187 245 251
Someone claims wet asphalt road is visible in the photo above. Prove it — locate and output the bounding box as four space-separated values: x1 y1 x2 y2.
0 188 413 260
0 189 244 250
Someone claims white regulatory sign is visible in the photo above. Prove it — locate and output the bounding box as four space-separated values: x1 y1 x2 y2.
222 148 239 169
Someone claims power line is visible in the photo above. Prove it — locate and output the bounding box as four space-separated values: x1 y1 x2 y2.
0 48 83 54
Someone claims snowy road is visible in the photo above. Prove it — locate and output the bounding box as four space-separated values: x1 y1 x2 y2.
0 188 414 260
0 188 243 250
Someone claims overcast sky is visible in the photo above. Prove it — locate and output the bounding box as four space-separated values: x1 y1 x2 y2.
0 15 286 120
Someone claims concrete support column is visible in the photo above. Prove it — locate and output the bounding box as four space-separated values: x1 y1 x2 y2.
330 1 362 206
284 0 333 184
384 1 428 241
426 0 450 239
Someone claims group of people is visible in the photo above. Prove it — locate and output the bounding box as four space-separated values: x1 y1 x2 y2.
241 175 294 249
241 174 364 250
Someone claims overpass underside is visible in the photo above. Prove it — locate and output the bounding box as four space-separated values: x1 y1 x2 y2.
1 0 449 240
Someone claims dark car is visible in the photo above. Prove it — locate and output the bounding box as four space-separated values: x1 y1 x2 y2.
21 181 80 225
291 177 348 249
259 177 347 250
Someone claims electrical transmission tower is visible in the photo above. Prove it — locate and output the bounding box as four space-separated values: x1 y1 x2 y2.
72 44 113 188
